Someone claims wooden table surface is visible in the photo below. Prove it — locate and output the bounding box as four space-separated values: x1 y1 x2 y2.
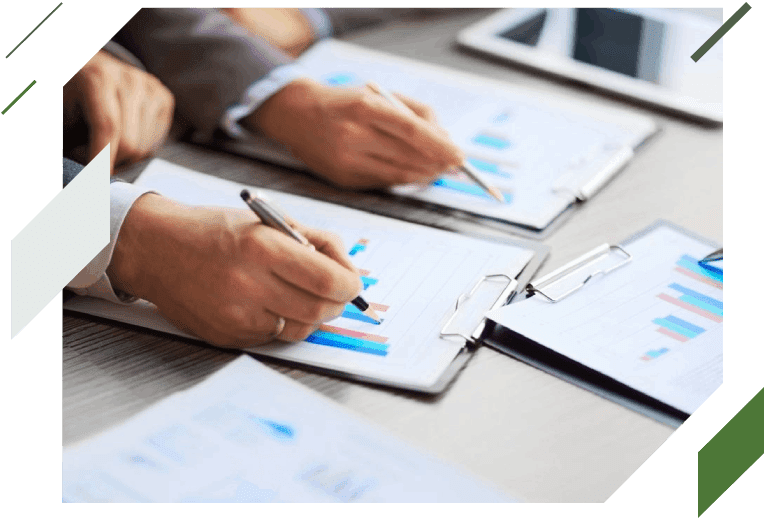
63 9 723 502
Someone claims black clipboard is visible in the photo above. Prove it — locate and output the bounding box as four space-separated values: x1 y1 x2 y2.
479 220 722 427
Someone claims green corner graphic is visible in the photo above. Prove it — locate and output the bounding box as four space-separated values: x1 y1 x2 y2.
698 388 764 516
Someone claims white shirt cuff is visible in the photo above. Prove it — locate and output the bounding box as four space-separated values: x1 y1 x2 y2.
67 182 158 304
221 63 313 138
299 8 334 39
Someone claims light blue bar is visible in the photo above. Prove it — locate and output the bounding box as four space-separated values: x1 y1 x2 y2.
466 157 498 173
349 244 365 256
645 347 669 359
433 178 512 203
342 305 380 325
664 315 705 334
653 318 700 339
677 256 723 282
465 157 513 179
669 283 722 309
325 72 356 86
360 276 377 290
472 134 510 150
305 330 388 356
493 112 511 124
679 295 723 316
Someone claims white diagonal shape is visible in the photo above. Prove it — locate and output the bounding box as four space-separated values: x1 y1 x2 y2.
11 145 109 337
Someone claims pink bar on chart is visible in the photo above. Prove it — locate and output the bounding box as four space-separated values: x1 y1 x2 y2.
657 294 723 323
657 327 689 342
370 302 389 312
674 267 723 290
319 324 388 344
359 269 371 276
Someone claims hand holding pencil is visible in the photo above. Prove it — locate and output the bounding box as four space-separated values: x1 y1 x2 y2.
366 82 505 202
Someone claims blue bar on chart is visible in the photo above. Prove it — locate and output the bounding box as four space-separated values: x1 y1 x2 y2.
493 111 512 124
466 157 513 179
361 276 378 290
472 133 511 150
304 330 388 356
256 419 296 440
432 178 512 203
668 283 722 309
641 347 669 361
679 295 723 317
349 238 369 256
653 315 705 339
342 304 383 325
324 72 356 86
676 255 723 283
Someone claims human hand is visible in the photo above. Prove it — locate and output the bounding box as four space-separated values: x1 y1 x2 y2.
63 50 175 171
221 8 316 57
249 78 464 189
107 194 363 347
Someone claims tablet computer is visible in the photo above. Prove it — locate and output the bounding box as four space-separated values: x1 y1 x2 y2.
458 8 723 123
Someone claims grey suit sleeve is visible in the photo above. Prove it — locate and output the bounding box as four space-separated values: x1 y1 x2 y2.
323 8 441 35
112 8 293 138
63 157 84 187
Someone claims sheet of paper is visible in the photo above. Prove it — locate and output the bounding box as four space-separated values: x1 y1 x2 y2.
279 40 655 230
66 160 535 390
63 355 513 502
486 224 722 414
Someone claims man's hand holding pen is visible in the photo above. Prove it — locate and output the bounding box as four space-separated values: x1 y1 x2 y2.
106 194 363 347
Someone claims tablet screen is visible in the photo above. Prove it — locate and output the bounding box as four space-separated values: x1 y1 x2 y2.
501 9 673 84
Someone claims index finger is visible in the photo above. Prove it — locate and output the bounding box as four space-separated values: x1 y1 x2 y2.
266 230 363 303
298 225 359 274
364 95 463 166
392 92 438 124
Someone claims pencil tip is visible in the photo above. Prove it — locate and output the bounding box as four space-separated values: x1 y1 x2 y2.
488 186 505 203
363 307 382 324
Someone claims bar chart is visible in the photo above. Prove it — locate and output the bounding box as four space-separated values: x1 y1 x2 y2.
305 305 389 356
641 347 669 361
652 254 723 343
674 254 723 289
349 238 368 256
432 178 512 202
472 131 511 150
305 239 391 356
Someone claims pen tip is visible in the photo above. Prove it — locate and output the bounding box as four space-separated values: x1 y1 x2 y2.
240 189 250 201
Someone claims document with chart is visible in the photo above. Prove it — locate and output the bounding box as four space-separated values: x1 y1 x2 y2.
65 160 545 393
486 222 722 417
63 355 513 502
220 40 657 232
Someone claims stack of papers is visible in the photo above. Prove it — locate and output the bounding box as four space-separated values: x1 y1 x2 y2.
63 356 513 502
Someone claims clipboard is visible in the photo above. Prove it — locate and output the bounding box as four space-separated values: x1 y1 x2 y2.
64 159 550 395
479 221 723 427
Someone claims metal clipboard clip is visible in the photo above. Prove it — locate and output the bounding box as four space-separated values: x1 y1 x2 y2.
527 244 632 303
440 274 519 346
552 146 634 201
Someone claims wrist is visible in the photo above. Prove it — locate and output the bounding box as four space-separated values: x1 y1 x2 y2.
246 77 321 140
106 193 178 302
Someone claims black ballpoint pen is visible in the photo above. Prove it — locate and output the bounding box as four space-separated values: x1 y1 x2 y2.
240 189 382 324
699 248 723 264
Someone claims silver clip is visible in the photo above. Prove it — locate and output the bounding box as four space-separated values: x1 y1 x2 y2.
440 274 518 345
527 244 632 303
